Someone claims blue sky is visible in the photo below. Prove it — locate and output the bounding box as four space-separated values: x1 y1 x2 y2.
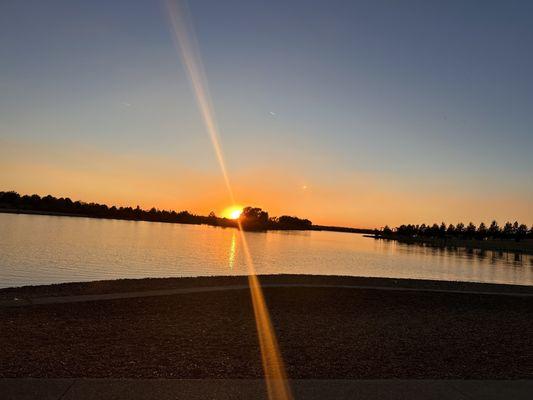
1 0 532 226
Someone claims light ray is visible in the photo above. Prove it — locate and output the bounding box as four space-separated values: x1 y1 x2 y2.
237 220 293 398
166 0 234 203
165 2 293 399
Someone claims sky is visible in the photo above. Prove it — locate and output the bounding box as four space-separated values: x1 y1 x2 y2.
1 0 532 228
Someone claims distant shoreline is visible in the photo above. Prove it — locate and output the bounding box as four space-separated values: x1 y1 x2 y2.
368 233 533 255
0 208 374 234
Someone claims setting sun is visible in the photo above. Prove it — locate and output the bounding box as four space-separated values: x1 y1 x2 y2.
221 206 243 220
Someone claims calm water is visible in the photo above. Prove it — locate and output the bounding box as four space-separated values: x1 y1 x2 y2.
1 213 532 288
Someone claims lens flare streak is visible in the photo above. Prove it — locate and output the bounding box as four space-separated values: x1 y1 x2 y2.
165 2 293 399
166 0 234 203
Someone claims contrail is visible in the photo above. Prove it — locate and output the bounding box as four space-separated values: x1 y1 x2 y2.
165 2 293 399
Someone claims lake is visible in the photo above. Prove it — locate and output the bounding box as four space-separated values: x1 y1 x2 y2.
1 213 532 288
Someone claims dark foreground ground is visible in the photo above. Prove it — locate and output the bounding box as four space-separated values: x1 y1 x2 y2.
1 276 532 379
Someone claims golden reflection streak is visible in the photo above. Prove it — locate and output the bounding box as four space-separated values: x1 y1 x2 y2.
228 231 236 270
165 2 293 399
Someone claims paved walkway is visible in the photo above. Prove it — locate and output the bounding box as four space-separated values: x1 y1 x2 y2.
3 282 533 308
1 379 532 400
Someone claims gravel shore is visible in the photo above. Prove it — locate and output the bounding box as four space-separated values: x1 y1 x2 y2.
1 276 532 379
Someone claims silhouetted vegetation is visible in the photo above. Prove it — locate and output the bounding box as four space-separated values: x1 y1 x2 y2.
0 191 314 231
373 221 533 255
375 221 533 242
239 206 270 230
238 207 313 231
379 221 533 242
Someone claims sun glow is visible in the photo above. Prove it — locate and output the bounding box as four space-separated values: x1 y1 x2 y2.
222 206 243 220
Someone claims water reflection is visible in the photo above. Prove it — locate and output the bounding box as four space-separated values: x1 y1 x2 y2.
228 231 236 270
1 213 532 288
390 239 529 268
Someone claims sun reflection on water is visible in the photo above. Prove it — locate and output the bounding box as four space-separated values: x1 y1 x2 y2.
228 231 236 270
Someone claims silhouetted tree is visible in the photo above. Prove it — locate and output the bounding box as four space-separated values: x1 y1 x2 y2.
1 191 20 206
275 215 312 229
439 222 447 238
477 222 487 240
447 224 456 235
465 222 477 239
516 224 528 241
502 222 514 237
239 207 269 230
488 220 500 238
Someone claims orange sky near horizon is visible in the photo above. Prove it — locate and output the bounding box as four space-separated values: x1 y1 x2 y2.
2 139 532 229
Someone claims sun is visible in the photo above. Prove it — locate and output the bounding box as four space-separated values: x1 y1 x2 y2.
221 206 243 220
230 209 242 219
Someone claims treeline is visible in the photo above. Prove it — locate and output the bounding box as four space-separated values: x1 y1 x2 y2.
239 206 312 230
381 221 533 241
0 191 312 231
